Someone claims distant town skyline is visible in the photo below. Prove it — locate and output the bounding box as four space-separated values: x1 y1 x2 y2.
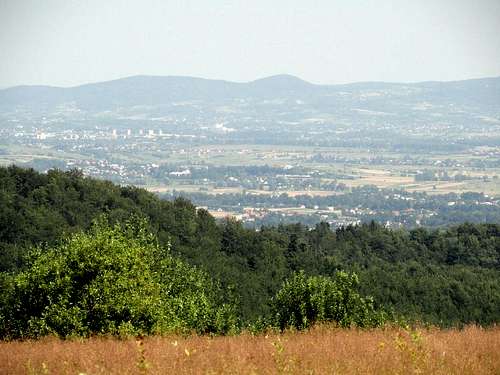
1 0 500 88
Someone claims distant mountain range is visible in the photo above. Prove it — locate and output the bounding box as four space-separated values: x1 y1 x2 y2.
1 74 499 113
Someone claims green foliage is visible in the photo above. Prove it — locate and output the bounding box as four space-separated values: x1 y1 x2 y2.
0 217 237 338
1 166 500 329
271 271 385 330
154 253 239 334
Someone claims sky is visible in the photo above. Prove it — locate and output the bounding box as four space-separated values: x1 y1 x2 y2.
1 0 500 88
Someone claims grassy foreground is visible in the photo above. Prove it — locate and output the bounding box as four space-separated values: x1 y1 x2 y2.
1 325 499 374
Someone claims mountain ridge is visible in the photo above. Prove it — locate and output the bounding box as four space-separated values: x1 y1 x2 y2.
3 74 500 91
1 74 499 112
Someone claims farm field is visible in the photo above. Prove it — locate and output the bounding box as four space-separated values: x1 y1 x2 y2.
3 138 499 194
145 185 342 197
1 326 499 374
2 124 500 228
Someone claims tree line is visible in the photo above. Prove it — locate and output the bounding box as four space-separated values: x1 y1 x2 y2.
1 166 499 337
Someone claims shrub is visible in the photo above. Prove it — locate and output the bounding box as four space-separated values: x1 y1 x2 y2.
271 271 385 330
0 217 237 338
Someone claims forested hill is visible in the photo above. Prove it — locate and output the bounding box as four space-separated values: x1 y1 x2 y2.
1 165 500 326
2 74 499 112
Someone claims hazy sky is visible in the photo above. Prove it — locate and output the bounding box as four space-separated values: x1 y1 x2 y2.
1 0 500 87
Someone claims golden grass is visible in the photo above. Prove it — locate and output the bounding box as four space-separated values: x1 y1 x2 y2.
1 325 499 374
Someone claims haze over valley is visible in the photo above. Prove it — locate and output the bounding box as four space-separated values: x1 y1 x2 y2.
1 74 499 228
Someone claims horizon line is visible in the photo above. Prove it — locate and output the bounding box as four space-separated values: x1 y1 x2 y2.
2 73 500 91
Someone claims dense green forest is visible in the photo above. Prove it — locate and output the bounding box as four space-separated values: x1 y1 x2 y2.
1 166 499 337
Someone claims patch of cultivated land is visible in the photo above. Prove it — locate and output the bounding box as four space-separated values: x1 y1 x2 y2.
2 326 499 374
145 186 342 197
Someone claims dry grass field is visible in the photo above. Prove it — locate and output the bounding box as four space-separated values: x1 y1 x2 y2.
1 325 499 374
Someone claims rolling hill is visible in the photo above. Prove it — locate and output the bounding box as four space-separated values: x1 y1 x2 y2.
1 74 499 113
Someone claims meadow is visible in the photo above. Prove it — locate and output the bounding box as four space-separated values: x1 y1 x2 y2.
1 325 499 374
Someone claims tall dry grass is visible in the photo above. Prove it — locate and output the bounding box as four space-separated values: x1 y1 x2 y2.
1 325 499 374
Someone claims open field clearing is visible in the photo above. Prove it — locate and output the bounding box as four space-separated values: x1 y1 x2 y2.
339 175 415 188
146 177 500 196
403 180 500 195
1 326 499 374
209 209 235 219
337 174 500 195
145 186 343 197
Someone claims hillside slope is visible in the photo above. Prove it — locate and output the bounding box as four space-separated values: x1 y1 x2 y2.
1 165 500 325
1 75 499 113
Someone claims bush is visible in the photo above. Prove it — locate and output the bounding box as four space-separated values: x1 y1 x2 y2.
0 217 238 338
271 271 385 330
